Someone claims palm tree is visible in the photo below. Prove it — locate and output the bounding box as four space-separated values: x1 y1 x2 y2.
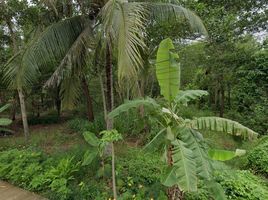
4 0 206 119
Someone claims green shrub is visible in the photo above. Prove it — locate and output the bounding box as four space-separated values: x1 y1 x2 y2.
247 136 268 176
67 118 92 133
0 149 81 200
67 116 105 134
117 149 166 199
185 170 268 200
31 157 81 200
215 170 268 200
114 110 146 137
184 187 209 200
70 180 109 200
0 149 45 188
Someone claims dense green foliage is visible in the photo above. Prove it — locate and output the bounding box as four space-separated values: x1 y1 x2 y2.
185 170 268 200
0 149 81 199
247 137 268 176
0 0 267 200
215 170 268 200
1 142 268 200
0 147 167 199
67 117 105 134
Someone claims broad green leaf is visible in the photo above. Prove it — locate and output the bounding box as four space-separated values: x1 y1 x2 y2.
156 38 180 103
83 131 100 147
82 149 98 166
108 97 161 119
0 104 11 113
144 128 166 151
181 128 212 179
172 139 197 192
0 118 12 126
208 149 246 161
161 166 177 187
191 117 258 140
175 90 208 105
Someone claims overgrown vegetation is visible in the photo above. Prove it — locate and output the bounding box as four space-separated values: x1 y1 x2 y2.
0 0 267 200
247 137 268 176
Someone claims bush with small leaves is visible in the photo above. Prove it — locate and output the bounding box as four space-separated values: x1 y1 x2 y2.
215 170 268 200
247 136 268 176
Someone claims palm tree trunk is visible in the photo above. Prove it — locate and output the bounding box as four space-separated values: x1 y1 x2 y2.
105 42 117 200
11 92 17 121
82 76 94 122
18 87 29 141
111 142 117 200
106 42 114 129
99 74 107 120
6 15 29 139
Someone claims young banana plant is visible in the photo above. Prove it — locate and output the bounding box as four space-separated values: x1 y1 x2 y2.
108 38 258 200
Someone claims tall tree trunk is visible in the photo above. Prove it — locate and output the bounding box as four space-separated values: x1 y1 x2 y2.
105 42 117 200
55 87 61 118
105 42 114 129
111 143 117 200
214 88 217 108
227 84 231 109
99 74 107 120
18 87 29 140
6 16 29 139
11 92 17 121
208 89 213 108
215 87 221 115
81 76 94 122
220 86 225 117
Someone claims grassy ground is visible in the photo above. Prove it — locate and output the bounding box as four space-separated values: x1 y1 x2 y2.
0 122 87 153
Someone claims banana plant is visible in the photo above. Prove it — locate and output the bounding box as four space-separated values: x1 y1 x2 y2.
108 38 258 200
0 104 13 133
82 129 122 199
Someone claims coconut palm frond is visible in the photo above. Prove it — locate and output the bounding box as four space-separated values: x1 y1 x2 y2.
117 2 148 82
45 25 95 87
100 0 149 83
3 52 37 90
149 3 207 36
18 16 87 87
60 74 83 109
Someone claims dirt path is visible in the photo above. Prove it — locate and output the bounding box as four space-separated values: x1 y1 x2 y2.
0 181 47 200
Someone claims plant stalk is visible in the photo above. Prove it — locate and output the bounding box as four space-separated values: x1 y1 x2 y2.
111 142 117 200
